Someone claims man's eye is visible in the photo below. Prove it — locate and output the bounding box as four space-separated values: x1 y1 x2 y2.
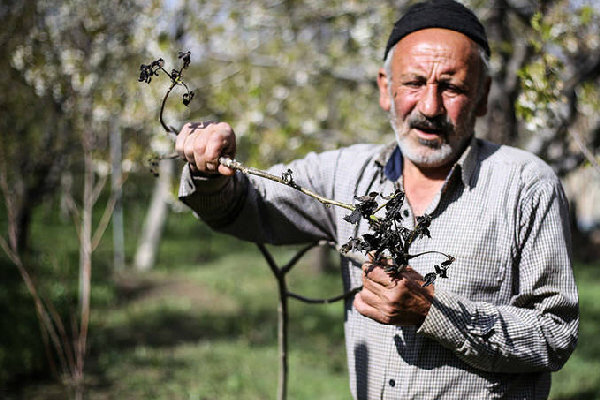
404 81 423 88
441 83 465 94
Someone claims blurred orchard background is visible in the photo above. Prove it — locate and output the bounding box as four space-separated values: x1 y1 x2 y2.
1 0 600 399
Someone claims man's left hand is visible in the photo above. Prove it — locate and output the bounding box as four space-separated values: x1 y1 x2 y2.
354 258 434 326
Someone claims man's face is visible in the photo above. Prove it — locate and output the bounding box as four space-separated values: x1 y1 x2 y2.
378 28 489 169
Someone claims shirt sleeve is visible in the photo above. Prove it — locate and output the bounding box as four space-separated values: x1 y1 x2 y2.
417 176 578 373
178 151 338 245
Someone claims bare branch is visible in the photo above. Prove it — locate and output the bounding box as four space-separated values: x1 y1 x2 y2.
91 170 108 205
42 293 77 378
0 235 71 378
281 242 320 274
287 286 362 304
569 128 600 178
63 191 82 240
256 243 288 400
219 157 355 211
160 81 179 140
91 194 117 252
0 147 18 251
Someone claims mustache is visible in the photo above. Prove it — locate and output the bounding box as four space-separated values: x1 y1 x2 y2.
408 113 454 136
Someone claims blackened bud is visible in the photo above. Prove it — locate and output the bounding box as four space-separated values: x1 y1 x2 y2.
138 64 153 84
170 69 181 83
138 66 147 82
182 90 195 106
440 256 455 267
178 51 191 69
415 214 432 238
434 264 449 279
281 169 294 184
422 272 437 287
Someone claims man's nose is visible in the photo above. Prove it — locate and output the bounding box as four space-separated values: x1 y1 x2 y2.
418 84 444 118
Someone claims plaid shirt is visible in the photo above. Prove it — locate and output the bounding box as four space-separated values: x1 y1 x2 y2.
179 137 578 399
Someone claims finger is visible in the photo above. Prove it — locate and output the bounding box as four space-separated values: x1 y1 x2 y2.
203 122 236 175
355 290 397 325
353 292 385 322
191 131 210 174
181 126 207 173
362 273 398 297
199 120 217 129
217 134 236 176
176 121 216 158
362 263 396 287
361 261 376 275
204 128 234 174
399 267 424 282
367 252 375 263
182 131 207 174
356 284 383 306
175 122 195 157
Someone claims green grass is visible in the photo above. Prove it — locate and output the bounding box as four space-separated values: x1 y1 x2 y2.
549 264 600 400
11 234 351 399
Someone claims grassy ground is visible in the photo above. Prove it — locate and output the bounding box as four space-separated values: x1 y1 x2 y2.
549 264 600 400
9 210 351 399
85 249 350 400
4 207 600 399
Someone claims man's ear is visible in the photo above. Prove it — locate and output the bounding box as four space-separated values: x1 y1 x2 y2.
475 76 491 117
377 68 391 112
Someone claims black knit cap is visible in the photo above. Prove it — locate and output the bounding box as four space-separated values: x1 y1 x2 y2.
383 0 490 60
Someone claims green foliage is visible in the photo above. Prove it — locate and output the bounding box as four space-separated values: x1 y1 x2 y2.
516 11 565 132
174 1 402 167
516 1 600 146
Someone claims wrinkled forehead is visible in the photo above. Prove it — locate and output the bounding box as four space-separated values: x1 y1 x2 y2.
391 28 482 76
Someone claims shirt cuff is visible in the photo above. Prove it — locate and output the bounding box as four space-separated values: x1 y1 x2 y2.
178 163 248 227
178 163 231 197
417 288 497 345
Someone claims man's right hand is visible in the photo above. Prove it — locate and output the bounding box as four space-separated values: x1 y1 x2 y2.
175 121 237 176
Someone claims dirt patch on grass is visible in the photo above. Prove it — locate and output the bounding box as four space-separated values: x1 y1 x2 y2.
113 271 237 312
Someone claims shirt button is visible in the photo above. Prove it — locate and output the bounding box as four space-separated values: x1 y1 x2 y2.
403 210 409 218
388 379 396 387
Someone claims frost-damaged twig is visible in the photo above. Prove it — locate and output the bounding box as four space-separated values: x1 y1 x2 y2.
217 156 454 286
139 48 454 279
138 51 194 140
219 157 355 211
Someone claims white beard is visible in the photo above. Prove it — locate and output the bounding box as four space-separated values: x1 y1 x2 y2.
388 101 474 168
396 134 457 167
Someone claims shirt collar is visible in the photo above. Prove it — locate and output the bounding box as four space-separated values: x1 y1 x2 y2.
384 145 403 181
378 136 480 188
457 135 479 188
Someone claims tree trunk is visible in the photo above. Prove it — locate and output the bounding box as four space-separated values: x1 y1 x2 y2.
135 158 174 271
110 120 124 272
481 0 531 146
76 129 94 398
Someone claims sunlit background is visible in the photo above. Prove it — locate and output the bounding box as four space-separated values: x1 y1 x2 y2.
1 0 599 398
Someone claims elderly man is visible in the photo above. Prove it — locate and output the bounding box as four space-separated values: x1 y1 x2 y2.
176 0 578 398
